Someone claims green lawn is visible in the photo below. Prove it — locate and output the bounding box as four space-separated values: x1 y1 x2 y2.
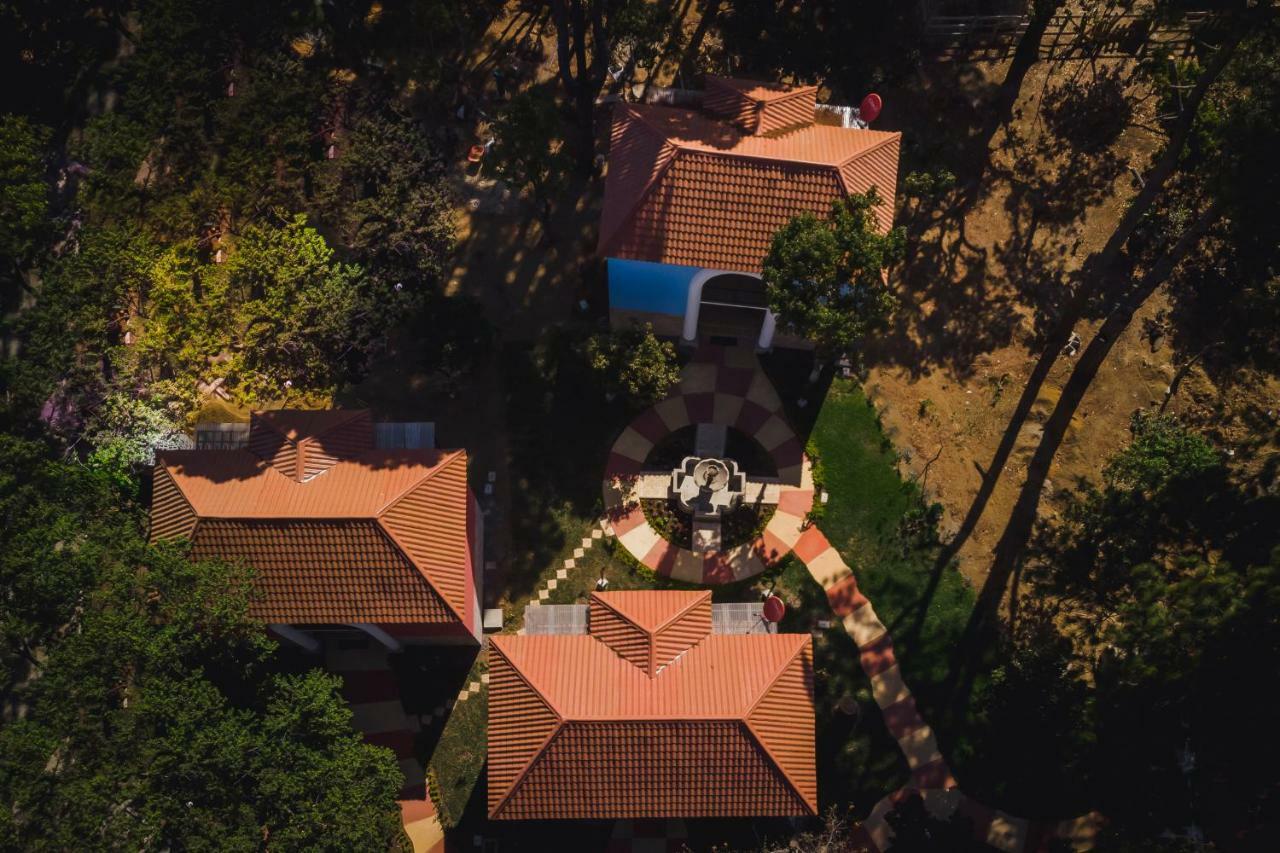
765 376 981 814
425 655 489 829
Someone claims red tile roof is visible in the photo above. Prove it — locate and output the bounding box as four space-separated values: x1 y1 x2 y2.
488 590 816 819
598 95 901 274
704 75 819 136
150 410 474 629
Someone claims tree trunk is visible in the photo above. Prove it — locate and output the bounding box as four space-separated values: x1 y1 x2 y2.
951 199 1224 704
934 19 1253 574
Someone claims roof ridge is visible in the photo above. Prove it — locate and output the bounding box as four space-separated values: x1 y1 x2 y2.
486 640 566 818
488 637 569 720
150 464 198 538
363 520 462 622
744 635 811 716
375 522 469 625
741 639 817 812
490 721 567 819
650 589 712 634
597 106 680 255
739 717 815 813
836 130 902 168
374 448 466 517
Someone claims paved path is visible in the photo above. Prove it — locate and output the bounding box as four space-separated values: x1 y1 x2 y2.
791 526 1105 852
604 347 816 583
329 644 487 853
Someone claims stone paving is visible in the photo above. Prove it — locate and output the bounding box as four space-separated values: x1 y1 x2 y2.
791 525 1105 852
604 348 816 584
325 644 443 852
329 642 489 853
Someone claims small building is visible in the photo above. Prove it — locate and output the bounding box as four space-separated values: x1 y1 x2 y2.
487 590 816 819
150 409 483 649
599 75 902 350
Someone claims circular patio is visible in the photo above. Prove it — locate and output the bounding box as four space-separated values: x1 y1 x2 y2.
602 353 815 584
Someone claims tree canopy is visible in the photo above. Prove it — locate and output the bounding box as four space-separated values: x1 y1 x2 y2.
583 323 681 409
0 536 405 850
762 190 905 358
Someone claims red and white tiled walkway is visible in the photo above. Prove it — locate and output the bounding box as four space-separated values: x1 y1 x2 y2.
326 644 448 851
792 525 1105 852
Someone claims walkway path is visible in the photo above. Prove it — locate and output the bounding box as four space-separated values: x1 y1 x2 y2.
329 643 487 853
791 525 1104 851
604 347 816 583
607 347 1103 849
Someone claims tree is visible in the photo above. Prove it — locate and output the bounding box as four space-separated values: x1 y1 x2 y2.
82 393 189 496
490 90 572 233
0 539 405 851
311 89 456 298
1035 412 1225 604
548 0 669 168
0 114 51 301
0 433 136 688
953 6 1280 651
762 190 905 360
9 225 159 424
583 323 680 408
136 214 366 406
1092 552 1280 846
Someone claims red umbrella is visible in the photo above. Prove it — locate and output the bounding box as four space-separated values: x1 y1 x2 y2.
859 93 883 124
762 595 786 623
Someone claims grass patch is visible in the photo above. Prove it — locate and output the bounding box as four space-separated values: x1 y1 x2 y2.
800 378 979 811
425 656 489 829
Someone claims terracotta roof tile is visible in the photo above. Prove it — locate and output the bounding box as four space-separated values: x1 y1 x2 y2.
598 102 901 273
589 591 714 676
493 721 810 820
188 519 453 624
151 415 473 629
704 76 819 136
488 591 816 819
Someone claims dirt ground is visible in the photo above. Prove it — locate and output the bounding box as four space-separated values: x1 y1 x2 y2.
863 54 1280 586
436 3 1280 593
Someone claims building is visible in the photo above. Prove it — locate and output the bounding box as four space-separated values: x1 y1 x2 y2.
598 75 902 350
149 409 482 650
487 590 816 819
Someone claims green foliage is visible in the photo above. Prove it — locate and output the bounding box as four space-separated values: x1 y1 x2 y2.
583 323 681 408
1037 412 1224 604
762 190 906 358
0 114 52 284
901 169 957 200
0 433 137 687
1090 551 1280 845
491 90 571 221
11 225 159 420
83 393 188 495
311 90 456 296
0 540 404 850
1147 18 1280 372
138 215 362 407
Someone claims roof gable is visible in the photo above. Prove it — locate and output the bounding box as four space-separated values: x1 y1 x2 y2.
704 75 818 136
248 410 373 482
488 593 816 820
379 451 472 623
598 103 901 273
589 591 713 676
